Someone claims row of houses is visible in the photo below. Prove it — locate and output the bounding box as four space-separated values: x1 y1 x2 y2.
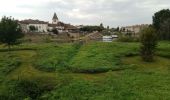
19 13 77 34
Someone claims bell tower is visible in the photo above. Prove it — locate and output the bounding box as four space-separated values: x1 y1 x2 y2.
52 12 59 24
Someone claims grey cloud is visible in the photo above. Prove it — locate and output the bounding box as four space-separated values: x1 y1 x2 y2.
1 0 170 27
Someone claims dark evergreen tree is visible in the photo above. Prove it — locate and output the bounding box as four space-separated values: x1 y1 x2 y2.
160 18 170 40
0 16 24 50
153 9 170 40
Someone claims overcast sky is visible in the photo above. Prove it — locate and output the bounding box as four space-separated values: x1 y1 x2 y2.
0 0 170 27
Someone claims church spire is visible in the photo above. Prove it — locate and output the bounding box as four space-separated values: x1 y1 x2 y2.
53 13 58 20
52 12 59 24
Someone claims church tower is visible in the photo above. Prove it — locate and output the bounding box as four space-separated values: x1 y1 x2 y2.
52 13 59 24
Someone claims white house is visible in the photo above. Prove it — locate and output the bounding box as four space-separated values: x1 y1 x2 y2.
19 19 48 33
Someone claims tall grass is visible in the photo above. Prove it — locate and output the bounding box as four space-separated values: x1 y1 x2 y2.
34 43 82 72
0 53 21 79
69 42 139 73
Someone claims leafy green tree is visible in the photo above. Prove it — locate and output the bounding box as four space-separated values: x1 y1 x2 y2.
153 9 170 30
0 16 24 50
29 25 37 32
160 18 170 40
153 9 170 39
140 27 157 62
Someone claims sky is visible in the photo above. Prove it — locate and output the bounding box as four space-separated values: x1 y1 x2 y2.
0 0 170 27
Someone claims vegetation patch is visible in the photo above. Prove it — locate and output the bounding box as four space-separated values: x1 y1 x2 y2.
157 41 170 58
34 43 82 72
0 41 170 99
69 42 139 73
0 53 21 78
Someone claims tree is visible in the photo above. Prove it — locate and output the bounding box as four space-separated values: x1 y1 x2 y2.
153 9 170 39
52 28 59 35
100 23 104 28
29 25 36 32
153 9 170 30
160 18 170 40
80 26 104 32
107 26 110 30
116 27 120 32
0 16 24 50
140 27 157 62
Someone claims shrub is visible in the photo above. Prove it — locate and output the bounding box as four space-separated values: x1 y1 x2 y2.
140 27 157 62
14 80 42 99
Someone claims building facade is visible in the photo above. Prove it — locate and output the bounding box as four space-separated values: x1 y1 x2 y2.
122 24 149 33
19 19 48 33
121 24 150 37
19 13 77 34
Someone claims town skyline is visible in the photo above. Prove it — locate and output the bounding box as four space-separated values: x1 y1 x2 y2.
0 0 170 27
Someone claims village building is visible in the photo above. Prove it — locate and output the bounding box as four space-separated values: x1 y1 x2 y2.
19 13 77 34
123 24 149 33
19 19 48 33
121 24 149 37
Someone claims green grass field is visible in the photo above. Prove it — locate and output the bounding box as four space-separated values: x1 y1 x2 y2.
0 41 170 100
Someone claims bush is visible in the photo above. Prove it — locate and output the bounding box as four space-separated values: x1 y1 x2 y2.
15 80 42 99
0 80 44 100
140 27 157 62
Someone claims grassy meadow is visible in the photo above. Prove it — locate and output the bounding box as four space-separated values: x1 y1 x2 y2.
0 41 170 100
